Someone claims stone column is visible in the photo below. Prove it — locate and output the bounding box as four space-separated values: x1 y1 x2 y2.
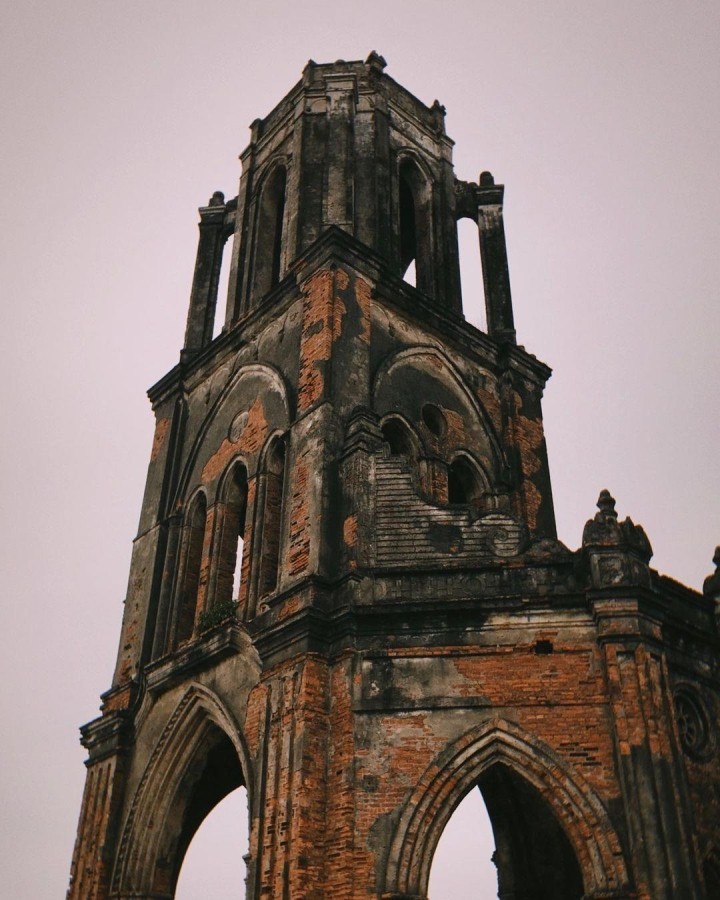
476 172 516 343
183 191 227 353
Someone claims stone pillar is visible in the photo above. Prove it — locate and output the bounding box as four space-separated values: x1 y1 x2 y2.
477 172 516 343
183 191 227 353
323 72 356 232
338 406 383 574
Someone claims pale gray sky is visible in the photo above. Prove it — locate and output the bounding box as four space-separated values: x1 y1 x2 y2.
1 2 718 897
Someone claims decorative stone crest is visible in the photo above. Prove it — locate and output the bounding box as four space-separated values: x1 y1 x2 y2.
582 490 653 588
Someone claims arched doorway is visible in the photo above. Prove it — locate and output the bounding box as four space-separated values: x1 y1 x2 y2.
175 785 249 899
385 719 629 899
427 765 584 900
113 686 255 898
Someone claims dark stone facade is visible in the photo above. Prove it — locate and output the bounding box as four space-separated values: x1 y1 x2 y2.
68 55 720 899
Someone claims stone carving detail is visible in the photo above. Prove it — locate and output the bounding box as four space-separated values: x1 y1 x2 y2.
674 688 713 760
582 490 653 588
582 489 652 561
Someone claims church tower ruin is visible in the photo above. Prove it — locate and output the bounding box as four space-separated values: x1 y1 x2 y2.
69 54 720 899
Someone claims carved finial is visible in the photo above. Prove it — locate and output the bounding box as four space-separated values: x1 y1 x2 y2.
479 171 495 186
208 191 225 207
365 51 387 71
714 546 720 568
431 99 446 116
596 489 618 519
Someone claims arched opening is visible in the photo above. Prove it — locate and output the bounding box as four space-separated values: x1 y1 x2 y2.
429 766 583 899
215 462 248 612
399 158 432 294
258 435 286 599
480 764 584 899
428 786 497 899
175 785 249 899
381 416 417 460
448 455 486 506
153 724 247 897
386 719 627 899
457 216 486 330
253 165 287 300
212 230 234 339
175 492 207 645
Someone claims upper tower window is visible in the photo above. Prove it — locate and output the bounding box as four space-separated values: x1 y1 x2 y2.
253 165 287 299
382 416 417 460
398 158 433 295
448 455 486 506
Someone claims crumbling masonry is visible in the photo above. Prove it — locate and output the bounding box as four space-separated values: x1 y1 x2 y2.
69 54 720 899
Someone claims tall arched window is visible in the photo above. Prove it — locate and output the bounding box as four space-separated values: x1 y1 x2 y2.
398 158 433 295
175 492 207 645
215 462 248 610
253 165 287 300
258 435 286 599
448 455 486 506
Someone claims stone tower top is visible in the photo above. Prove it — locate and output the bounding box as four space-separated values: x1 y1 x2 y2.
184 53 516 353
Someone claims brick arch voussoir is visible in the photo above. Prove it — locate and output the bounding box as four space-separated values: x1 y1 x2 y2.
385 717 629 898
111 683 252 896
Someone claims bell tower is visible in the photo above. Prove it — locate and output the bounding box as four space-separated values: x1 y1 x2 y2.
69 55 719 899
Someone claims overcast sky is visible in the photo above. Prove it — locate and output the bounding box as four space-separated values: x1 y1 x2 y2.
1 2 718 897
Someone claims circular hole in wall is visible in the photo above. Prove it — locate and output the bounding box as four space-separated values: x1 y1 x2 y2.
422 403 446 438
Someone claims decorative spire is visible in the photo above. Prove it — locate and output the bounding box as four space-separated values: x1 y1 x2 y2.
596 489 618 520
582 489 652 564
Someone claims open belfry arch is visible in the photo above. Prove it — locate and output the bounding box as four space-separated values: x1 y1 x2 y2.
69 54 719 899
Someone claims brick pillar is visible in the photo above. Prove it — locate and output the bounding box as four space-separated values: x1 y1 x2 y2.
585 492 703 898
67 713 131 900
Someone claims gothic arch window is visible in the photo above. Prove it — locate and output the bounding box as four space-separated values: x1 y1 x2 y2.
385 720 627 898
381 415 418 460
175 491 208 645
257 434 286 600
214 461 249 612
398 157 433 295
448 454 486 506
253 164 287 300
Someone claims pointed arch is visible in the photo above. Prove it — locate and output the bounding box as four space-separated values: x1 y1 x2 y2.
113 684 253 897
213 458 249 610
175 361 291 505
255 432 287 601
384 718 629 897
373 344 504 467
380 413 423 460
448 452 489 507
